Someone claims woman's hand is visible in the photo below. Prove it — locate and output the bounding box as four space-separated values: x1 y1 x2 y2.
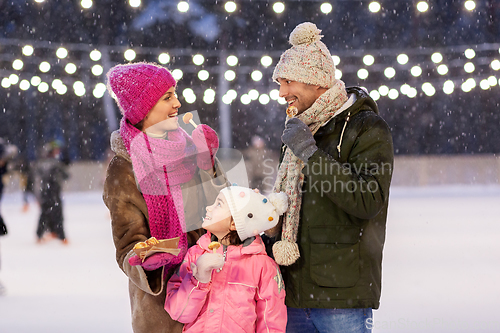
128 252 176 271
192 125 219 170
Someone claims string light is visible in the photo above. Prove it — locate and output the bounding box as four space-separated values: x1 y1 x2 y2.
251 70 263 81
273 2 285 14
124 49 136 61
225 1 237 13
368 2 381 13
178 1 189 12
197 70 209 81
357 68 369 80
1 36 498 105
384 67 396 79
332 55 341 66
39 61 51 73
129 0 141 8
240 94 251 105
437 64 448 75
259 94 270 105
192 54 204 66
89 50 101 61
65 63 77 75
38 82 49 93
22 45 34 56
464 49 476 59
91 65 103 76
378 85 389 96
158 52 170 64
464 0 476 11
30 76 41 86
431 52 443 63
172 69 183 80
260 56 272 67
248 89 259 100
396 54 409 65
320 3 332 14
363 55 375 66
12 59 23 70
416 1 429 13
411 65 422 77
56 47 68 59
81 0 93 9
227 55 238 66
224 70 236 81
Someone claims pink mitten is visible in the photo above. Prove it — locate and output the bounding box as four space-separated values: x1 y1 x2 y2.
190 253 225 283
192 124 219 170
128 252 176 271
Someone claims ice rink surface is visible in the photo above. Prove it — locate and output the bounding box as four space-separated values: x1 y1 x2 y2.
1 186 499 332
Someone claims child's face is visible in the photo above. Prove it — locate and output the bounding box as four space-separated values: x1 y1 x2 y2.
142 86 181 134
203 193 234 239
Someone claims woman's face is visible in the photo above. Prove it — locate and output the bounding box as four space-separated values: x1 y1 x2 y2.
202 193 235 240
142 86 181 134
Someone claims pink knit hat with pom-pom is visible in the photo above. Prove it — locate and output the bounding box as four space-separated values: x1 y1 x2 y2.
106 62 176 125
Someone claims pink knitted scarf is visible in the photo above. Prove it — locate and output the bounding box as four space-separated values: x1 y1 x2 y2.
120 117 197 268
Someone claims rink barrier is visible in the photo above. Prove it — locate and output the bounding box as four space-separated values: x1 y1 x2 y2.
2 154 500 193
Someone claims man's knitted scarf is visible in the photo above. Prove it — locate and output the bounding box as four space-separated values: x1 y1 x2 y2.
273 80 348 266
120 117 197 269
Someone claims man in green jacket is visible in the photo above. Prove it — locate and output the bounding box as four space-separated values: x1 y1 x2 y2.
268 22 394 332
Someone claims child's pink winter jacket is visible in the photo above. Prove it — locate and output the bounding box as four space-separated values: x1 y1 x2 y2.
165 232 287 333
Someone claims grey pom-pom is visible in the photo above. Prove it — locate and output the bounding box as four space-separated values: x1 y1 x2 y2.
289 22 323 46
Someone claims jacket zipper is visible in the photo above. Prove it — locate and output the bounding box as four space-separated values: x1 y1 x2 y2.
337 112 351 159
217 248 227 272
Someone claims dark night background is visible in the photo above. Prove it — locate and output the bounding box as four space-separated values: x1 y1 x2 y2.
1 0 499 162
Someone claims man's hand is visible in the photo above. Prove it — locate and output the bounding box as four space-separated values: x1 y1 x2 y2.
281 118 318 162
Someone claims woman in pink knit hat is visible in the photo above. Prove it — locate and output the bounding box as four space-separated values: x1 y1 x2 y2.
103 62 228 333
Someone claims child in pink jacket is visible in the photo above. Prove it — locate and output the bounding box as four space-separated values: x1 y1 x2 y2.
165 185 288 332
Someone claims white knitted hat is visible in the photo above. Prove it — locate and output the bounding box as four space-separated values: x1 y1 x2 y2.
272 22 337 89
220 186 288 241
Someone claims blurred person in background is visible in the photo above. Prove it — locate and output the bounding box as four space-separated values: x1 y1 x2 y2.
35 140 69 244
0 137 18 295
267 22 394 333
18 156 36 212
243 135 279 194
103 62 228 333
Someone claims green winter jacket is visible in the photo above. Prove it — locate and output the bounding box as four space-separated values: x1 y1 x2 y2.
280 86 394 310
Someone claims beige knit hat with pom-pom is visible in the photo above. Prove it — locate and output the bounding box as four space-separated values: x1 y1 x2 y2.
272 22 337 89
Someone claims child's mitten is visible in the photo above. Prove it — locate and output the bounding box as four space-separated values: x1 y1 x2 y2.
191 253 225 283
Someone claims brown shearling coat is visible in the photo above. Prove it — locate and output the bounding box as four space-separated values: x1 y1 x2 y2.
103 131 229 333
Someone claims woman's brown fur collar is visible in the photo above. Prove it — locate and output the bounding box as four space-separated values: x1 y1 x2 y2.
110 130 131 163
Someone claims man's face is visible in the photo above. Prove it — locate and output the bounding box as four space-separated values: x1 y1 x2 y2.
277 78 322 115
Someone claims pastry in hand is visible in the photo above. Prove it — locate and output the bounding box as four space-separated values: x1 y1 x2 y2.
286 106 298 118
208 241 221 253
